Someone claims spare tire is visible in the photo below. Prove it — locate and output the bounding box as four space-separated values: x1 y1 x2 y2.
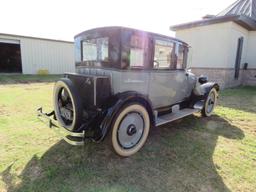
53 78 83 132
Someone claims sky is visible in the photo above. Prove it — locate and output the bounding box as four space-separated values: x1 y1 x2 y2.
0 0 235 41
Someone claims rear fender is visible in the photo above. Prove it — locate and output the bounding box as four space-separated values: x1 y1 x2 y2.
98 91 154 141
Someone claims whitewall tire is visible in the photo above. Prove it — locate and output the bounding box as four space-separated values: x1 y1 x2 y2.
111 104 150 157
202 88 218 117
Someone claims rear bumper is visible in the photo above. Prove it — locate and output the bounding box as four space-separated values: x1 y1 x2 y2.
37 107 85 145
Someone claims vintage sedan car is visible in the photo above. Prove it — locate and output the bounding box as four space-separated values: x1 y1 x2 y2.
38 27 219 157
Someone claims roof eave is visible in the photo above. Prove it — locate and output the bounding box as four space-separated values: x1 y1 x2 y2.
0 33 74 44
170 15 256 31
236 15 256 30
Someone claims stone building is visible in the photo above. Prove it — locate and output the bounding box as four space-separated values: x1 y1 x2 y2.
170 0 256 88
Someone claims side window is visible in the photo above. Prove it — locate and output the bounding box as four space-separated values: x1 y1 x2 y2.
177 45 188 69
129 35 146 68
154 40 176 69
130 48 144 67
121 33 150 69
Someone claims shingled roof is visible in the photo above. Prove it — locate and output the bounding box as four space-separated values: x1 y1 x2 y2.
217 0 256 21
170 0 256 31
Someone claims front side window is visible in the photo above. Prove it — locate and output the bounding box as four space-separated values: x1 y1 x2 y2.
154 40 176 69
82 37 109 62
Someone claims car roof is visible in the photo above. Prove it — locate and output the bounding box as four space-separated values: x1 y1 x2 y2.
74 26 188 46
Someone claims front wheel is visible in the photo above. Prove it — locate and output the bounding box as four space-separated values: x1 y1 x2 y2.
201 88 218 117
111 103 150 157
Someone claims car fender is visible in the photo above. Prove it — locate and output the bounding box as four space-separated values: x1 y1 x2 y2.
193 82 220 97
98 91 154 141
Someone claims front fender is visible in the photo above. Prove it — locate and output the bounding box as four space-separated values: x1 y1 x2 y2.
201 82 220 96
194 82 219 97
189 82 219 108
98 91 154 141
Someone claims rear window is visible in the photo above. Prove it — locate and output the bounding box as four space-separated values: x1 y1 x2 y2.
82 37 109 62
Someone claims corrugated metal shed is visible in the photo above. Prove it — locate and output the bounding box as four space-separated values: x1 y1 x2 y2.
217 0 256 21
0 33 75 74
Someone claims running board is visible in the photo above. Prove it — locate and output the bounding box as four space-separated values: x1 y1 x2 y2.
156 108 200 126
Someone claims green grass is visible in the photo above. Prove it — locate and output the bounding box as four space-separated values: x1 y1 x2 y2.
0 74 61 84
0 77 255 192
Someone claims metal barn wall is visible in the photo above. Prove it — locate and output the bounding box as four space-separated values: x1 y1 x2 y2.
0 34 75 74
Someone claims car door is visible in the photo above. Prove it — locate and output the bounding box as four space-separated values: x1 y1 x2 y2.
148 39 191 109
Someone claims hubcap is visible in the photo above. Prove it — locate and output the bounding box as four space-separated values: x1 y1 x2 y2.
117 112 144 149
127 124 137 136
57 88 74 125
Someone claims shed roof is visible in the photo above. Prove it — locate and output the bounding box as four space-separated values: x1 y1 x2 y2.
0 33 73 44
217 0 256 21
170 15 256 31
170 0 256 31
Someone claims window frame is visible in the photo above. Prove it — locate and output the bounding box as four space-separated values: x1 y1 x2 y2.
124 33 150 70
81 37 109 63
176 43 188 70
152 38 187 71
234 37 244 79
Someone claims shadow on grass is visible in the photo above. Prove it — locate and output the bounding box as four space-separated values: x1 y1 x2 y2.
1 115 244 192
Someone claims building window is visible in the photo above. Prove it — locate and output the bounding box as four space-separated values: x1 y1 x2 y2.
153 40 176 69
234 37 244 79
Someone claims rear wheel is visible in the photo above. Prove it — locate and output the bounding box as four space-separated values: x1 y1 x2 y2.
201 88 218 117
111 103 150 157
53 78 83 131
